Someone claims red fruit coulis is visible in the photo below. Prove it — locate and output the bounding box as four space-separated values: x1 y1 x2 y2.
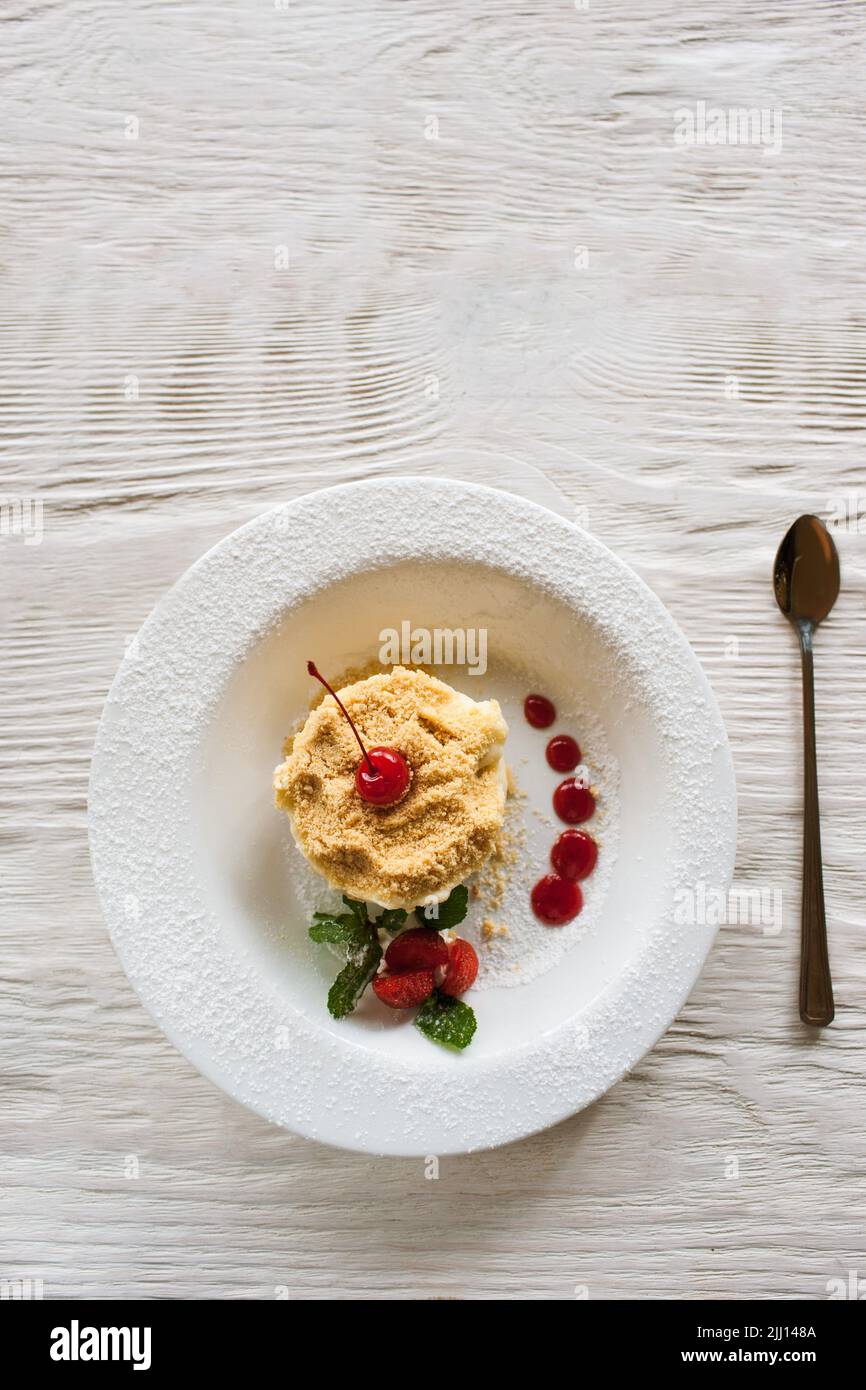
553 777 595 825
526 695 598 925
531 874 583 926
546 733 581 772
551 829 597 881
524 693 556 729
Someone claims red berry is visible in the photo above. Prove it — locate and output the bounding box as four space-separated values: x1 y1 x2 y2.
524 693 556 729
553 777 595 824
531 874 582 925
385 927 449 972
355 746 411 806
551 829 597 881
372 969 435 1009
546 734 581 772
440 938 479 997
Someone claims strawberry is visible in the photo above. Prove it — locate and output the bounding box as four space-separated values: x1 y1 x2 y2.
440 938 478 997
372 969 435 1009
385 927 448 972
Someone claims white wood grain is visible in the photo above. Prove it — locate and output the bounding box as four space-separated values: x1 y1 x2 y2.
2 0 865 1300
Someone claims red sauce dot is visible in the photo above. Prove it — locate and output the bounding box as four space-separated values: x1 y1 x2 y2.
551 829 597 881
531 874 583 925
546 734 581 772
524 693 556 729
553 777 595 824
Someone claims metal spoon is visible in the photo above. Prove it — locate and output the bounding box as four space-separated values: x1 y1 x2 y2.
773 514 840 1026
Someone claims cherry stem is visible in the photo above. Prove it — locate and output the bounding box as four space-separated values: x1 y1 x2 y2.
307 661 377 776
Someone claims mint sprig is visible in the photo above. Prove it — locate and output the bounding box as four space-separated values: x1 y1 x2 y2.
415 884 469 931
415 989 477 1051
327 936 382 1019
308 897 382 1019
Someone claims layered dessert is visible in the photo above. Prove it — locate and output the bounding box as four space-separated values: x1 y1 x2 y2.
274 665 508 909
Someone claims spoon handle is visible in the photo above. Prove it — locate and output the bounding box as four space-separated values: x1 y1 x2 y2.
798 624 834 1026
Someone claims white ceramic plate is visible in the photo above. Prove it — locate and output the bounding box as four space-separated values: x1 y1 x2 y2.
89 477 736 1155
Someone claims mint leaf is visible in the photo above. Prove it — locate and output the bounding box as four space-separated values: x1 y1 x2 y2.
342 895 369 927
377 907 408 936
415 885 469 931
309 913 370 947
415 990 477 1051
327 937 382 1019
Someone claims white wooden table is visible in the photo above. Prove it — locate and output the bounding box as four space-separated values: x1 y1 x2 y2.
3 0 865 1300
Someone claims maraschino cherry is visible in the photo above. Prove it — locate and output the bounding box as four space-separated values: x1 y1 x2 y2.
307 661 411 807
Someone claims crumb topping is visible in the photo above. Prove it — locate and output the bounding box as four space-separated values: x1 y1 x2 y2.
274 666 508 908
481 917 510 942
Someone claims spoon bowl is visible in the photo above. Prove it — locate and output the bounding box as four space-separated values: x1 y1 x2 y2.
774 514 840 628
